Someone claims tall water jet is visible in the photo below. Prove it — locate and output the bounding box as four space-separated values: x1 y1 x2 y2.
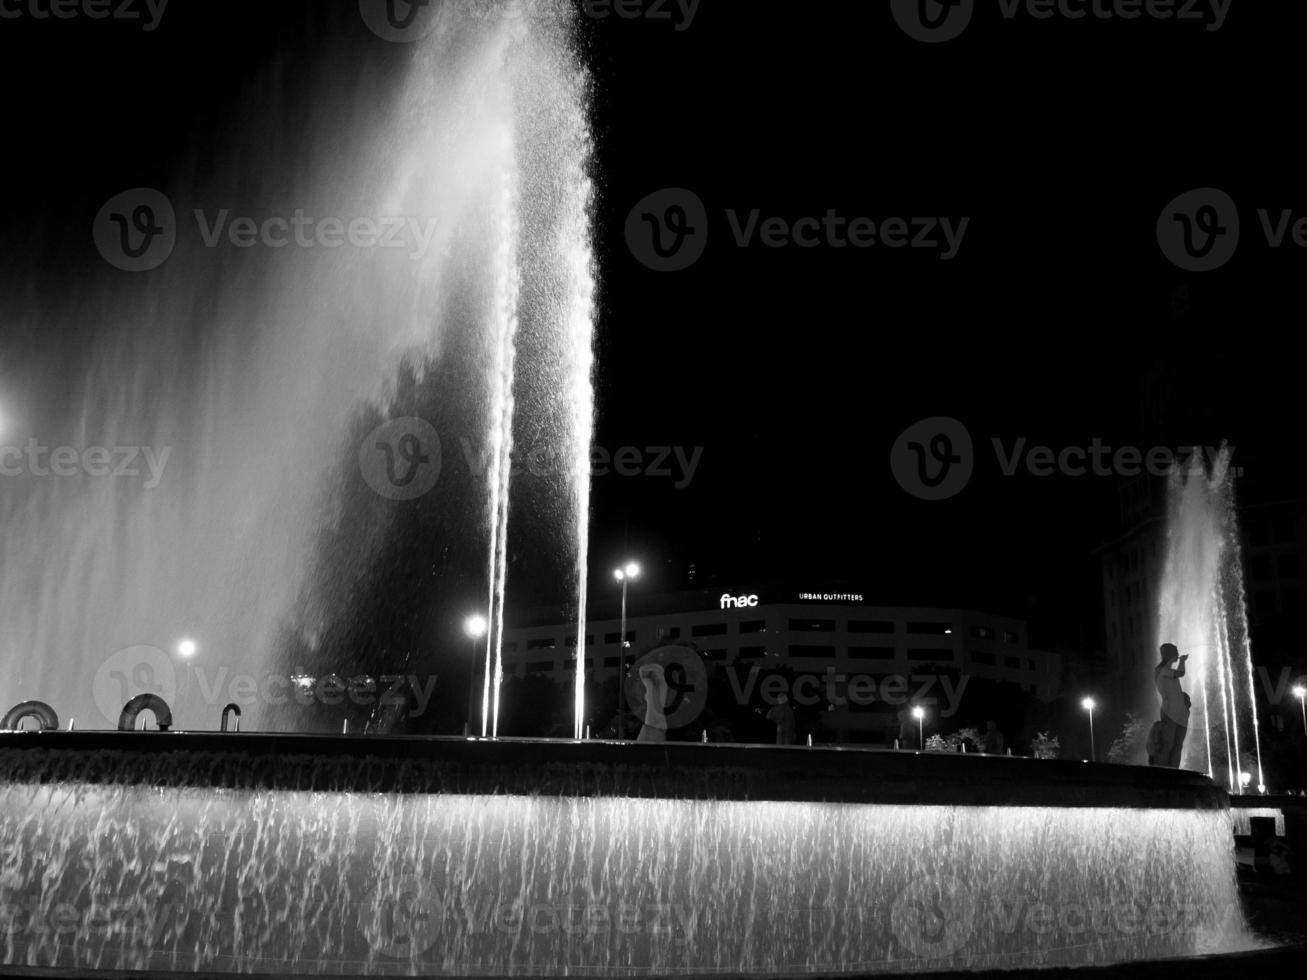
0 0 596 733
1155 447 1264 789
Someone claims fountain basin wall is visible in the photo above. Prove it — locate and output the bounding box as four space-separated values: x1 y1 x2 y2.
0 734 1254 976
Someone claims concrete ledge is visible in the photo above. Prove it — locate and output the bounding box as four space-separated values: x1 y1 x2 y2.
0 731 1227 809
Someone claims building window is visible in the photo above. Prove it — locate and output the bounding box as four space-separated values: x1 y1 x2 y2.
1278 554 1299 578
1002 630 1020 644
526 661 553 674
565 635 594 648
526 637 556 650
907 648 953 661
849 620 894 633
704 649 728 662
739 646 766 659
602 657 619 668
604 631 635 645
789 619 835 632
1027 659 1036 672
907 621 952 636
970 625 994 640
503 641 518 652
971 651 996 666
1252 555 1273 580
691 623 728 637
657 626 682 640
789 645 836 658
740 619 766 634
848 647 894 659
1004 656 1021 669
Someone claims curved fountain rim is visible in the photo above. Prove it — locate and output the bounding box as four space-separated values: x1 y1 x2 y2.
0 731 1229 809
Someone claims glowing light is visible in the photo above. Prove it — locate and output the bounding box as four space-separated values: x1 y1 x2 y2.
911 706 925 720
464 615 488 639
1293 685 1306 700
624 562 641 579
177 639 198 658
1081 697 1096 712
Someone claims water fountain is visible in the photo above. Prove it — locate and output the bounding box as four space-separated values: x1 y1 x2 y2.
0 2 1281 976
1155 447 1264 791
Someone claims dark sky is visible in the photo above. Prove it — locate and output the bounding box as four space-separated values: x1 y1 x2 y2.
3 0 1304 654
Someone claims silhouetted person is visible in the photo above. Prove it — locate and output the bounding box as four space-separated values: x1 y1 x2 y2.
1150 642 1190 768
766 693 796 745
979 720 1005 755
896 707 914 749
635 664 668 743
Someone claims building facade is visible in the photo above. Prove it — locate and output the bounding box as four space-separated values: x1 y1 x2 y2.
502 585 1066 737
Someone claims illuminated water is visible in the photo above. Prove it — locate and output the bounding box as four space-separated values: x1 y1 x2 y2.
1156 448 1264 789
0 0 595 732
0 750 1257 976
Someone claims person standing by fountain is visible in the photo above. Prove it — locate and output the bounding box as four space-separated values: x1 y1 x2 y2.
1151 643 1190 768
635 663 668 742
766 693 797 745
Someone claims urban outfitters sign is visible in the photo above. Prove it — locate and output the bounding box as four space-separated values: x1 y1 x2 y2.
798 592 865 602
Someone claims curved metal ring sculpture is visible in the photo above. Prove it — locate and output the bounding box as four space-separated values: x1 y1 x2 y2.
1 700 60 732
221 703 241 733
117 693 173 732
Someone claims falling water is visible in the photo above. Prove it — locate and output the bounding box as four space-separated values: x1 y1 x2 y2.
1156 447 1264 789
0 748 1258 975
0 0 595 733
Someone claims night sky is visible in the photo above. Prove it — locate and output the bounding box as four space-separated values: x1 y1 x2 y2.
2 0 1304 657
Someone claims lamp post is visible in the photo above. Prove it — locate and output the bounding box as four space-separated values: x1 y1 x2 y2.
463 614 487 737
1081 696 1097 762
1294 685 1307 733
614 561 641 739
911 705 924 749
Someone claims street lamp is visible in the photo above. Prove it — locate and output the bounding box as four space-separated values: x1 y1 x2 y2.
1081 697 1097 762
614 561 641 739
911 705 925 749
176 638 197 658
1293 685 1306 733
463 614 488 737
